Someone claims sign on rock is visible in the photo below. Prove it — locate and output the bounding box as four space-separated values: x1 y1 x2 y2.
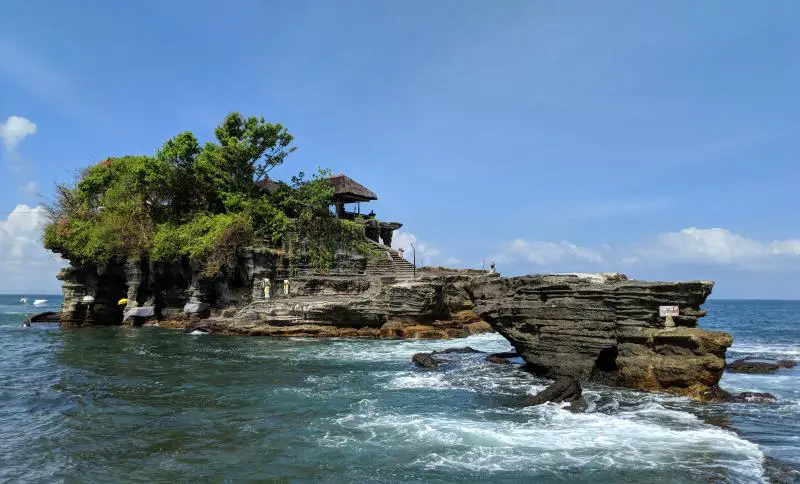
659 306 679 317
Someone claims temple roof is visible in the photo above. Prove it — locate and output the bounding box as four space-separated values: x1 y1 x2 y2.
259 176 284 194
330 174 377 203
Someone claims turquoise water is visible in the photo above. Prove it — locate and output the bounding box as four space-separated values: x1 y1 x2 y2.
1 296 797 483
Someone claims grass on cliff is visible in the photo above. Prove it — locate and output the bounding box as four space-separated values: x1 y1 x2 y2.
43 112 371 277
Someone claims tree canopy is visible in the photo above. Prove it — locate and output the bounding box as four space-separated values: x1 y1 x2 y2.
44 112 365 277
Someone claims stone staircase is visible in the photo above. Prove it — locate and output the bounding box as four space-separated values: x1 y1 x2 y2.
365 242 416 280
388 249 415 280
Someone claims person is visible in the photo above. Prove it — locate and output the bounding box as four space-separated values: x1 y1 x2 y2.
489 261 496 274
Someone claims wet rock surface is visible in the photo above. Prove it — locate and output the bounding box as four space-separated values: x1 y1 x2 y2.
726 357 797 374
471 273 733 400
763 456 800 484
523 378 583 406
412 353 441 369
730 392 778 404
487 355 510 364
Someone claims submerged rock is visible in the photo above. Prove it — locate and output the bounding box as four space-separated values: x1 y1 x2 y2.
412 353 441 369
763 456 800 484
699 386 779 404
487 355 510 364
471 273 732 400
726 358 797 374
24 311 61 323
523 378 583 406
431 347 483 355
730 392 777 404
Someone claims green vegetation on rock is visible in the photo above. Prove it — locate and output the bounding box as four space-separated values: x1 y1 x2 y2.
44 112 368 277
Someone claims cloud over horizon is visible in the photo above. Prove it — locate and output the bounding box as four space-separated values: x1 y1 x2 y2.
0 204 65 293
492 227 800 273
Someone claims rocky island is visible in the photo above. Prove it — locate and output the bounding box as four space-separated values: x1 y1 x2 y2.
43 112 734 401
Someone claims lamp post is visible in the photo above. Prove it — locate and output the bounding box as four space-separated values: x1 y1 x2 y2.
410 242 416 279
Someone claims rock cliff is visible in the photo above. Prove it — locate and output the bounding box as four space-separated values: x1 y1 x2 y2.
470 273 732 400
56 246 495 339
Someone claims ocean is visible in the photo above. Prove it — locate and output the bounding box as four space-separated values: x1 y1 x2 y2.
1 296 797 483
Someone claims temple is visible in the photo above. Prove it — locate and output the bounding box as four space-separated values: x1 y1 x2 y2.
328 174 403 247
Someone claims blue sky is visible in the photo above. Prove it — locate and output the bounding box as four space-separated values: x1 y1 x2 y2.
1 0 799 297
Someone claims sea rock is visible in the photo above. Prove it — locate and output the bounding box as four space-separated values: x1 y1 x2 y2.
726 358 797 374
523 378 583 406
412 353 441 369
431 347 483 355
763 456 800 484
471 273 732 400
487 352 520 364
487 355 510 364
25 311 61 323
730 392 777 404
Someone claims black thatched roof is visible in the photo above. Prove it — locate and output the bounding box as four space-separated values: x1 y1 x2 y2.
330 174 377 203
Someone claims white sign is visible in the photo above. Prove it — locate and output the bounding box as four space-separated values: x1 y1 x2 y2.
659 306 679 317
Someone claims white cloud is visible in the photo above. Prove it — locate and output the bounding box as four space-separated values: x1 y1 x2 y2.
0 116 37 150
629 227 800 269
391 230 440 264
493 227 800 273
20 180 38 197
494 238 606 266
443 256 461 265
0 204 66 292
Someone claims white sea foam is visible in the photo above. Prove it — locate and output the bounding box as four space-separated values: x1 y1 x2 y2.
189 330 207 335
32 299 47 307
270 332 514 363
729 343 800 358
320 399 765 481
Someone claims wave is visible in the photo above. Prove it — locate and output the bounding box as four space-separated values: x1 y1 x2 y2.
319 399 764 482
268 332 513 363
32 300 48 307
728 343 800 359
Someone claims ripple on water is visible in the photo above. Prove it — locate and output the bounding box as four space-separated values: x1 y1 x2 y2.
0 313 788 483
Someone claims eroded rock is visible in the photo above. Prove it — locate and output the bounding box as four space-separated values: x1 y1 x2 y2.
471 273 732 400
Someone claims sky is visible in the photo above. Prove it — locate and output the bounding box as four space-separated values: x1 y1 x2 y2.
1 0 799 297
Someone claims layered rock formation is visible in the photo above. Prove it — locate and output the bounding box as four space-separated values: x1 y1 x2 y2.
56 244 495 339
470 273 732 400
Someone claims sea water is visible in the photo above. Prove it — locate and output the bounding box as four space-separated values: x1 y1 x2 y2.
1 296 797 483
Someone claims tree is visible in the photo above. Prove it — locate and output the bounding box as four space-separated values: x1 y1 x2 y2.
213 112 296 184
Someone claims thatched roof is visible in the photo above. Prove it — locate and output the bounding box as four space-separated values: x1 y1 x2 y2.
330 174 377 203
259 177 284 194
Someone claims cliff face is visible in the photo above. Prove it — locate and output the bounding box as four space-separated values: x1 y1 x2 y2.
56 246 495 338
470 273 732 400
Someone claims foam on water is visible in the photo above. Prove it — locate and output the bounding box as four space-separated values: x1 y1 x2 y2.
320 398 764 482
270 332 514 363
